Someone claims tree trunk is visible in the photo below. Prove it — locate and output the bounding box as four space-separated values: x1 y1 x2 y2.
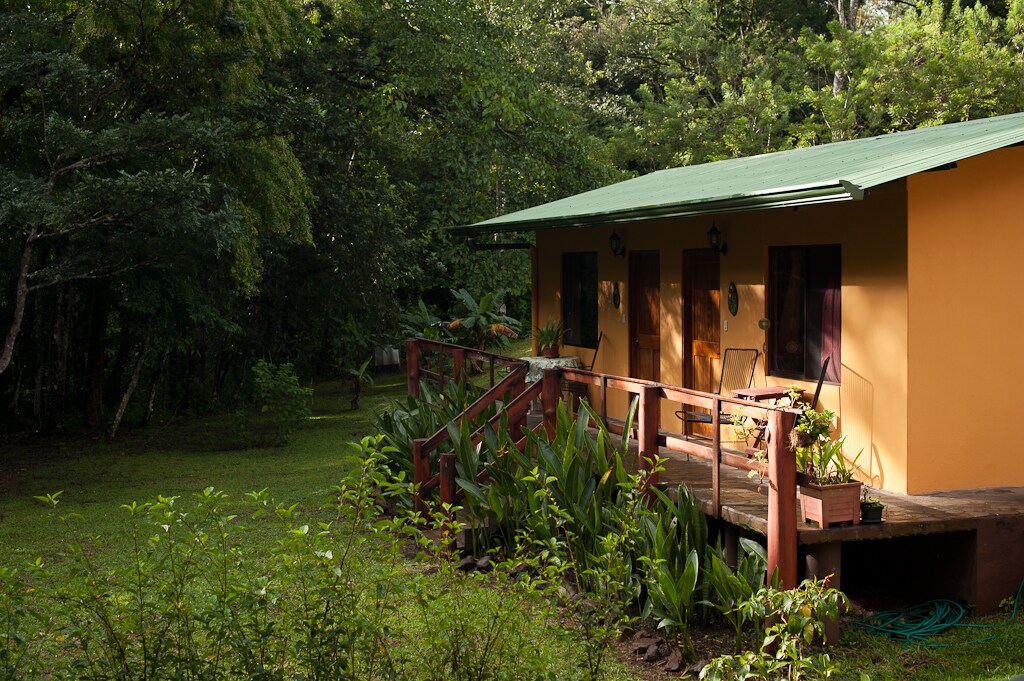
84 281 111 435
105 335 132 407
110 343 147 439
830 0 860 96
142 353 165 426
51 285 70 433
0 236 35 376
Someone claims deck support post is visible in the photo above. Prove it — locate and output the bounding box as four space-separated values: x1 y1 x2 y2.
452 349 466 382
712 398 721 518
638 385 661 492
406 339 421 398
541 367 560 439
767 409 798 589
805 542 842 644
439 452 458 555
413 438 429 518
723 523 740 569
511 368 528 438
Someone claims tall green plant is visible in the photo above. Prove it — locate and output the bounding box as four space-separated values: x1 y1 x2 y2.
703 539 768 652
446 289 521 351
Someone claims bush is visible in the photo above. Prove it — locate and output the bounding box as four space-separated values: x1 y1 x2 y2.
2 438 641 680
700 577 847 680
236 360 312 447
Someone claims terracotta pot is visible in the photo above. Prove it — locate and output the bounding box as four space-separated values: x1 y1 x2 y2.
540 346 560 358
860 502 884 524
799 481 862 528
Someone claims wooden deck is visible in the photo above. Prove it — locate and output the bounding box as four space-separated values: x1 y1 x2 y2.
655 443 1024 546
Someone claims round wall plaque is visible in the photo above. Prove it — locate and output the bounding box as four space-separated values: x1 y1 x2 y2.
727 282 739 316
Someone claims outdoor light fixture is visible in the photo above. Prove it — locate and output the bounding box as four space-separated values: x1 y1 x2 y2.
609 231 625 258
707 224 728 255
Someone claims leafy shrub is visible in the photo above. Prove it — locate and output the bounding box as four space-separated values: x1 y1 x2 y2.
373 379 493 482
703 538 768 651
237 359 312 446
400 300 450 341
4 438 635 679
700 577 847 680
446 289 521 351
443 399 717 659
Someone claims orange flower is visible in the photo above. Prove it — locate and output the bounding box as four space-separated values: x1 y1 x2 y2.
448 318 463 330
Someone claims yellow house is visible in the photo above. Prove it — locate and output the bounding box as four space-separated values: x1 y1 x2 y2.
455 112 1024 497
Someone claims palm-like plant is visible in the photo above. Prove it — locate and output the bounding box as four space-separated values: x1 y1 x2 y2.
446 289 520 350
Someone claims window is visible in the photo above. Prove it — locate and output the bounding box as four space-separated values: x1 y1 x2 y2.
768 245 841 383
562 252 599 348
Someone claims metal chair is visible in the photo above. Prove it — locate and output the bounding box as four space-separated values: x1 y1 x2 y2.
746 356 831 450
584 331 603 371
675 348 759 430
565 331 604 408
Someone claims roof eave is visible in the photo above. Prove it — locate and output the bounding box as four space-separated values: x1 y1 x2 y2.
452 183 856 236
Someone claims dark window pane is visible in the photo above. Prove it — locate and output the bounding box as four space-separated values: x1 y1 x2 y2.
562 252 598 348
768 245 841 383
769 248 807 376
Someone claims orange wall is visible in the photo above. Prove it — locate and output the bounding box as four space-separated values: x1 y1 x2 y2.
906 147 1024 492
536 182 911 492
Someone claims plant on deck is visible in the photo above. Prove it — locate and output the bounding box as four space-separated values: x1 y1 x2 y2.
792 407 860 485
532 319 565 354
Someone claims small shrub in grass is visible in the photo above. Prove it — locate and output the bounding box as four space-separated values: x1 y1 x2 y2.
238 360 312 446
700 577 847 680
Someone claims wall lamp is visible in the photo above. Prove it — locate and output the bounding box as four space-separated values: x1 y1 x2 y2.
707 224 728 255
609 231 626 258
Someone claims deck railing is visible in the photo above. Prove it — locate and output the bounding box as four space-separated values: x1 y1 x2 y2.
404 338 799 588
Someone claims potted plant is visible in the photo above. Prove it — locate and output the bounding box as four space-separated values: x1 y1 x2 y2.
791 407 862 528
860 492 884 524
533 319 565 358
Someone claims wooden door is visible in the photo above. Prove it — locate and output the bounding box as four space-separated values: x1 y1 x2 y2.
683 249 721 435
629 251 660 381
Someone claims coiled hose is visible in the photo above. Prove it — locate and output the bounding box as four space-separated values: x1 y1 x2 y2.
856 574 1024 646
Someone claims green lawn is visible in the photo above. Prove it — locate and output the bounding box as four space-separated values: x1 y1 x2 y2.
1 370 1022 680
0 376 407 566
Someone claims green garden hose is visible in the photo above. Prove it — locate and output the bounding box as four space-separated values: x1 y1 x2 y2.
856 574 1024 646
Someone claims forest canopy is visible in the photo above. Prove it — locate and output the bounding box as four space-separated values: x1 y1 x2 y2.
3 0 1023 435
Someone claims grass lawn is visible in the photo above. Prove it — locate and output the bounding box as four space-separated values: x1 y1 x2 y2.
1 365 1022 680
0 375 407 566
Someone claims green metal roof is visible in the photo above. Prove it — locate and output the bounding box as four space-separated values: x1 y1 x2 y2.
454 111 1024 236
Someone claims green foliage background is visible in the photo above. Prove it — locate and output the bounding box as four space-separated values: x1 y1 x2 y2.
5 0 1024 435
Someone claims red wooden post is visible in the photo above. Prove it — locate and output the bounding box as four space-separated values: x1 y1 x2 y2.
439 452 458 556
413 438 429 518
638 385 661 492
541 367 560 439
489 356 495 388
767 409 798 589
453 349 466 382
600 376 608 425
406 339 421 398
711 397 721 518
510 369 528 438
439 452 457 508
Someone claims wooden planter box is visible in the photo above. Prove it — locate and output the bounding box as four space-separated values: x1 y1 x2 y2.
799 481 862 528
